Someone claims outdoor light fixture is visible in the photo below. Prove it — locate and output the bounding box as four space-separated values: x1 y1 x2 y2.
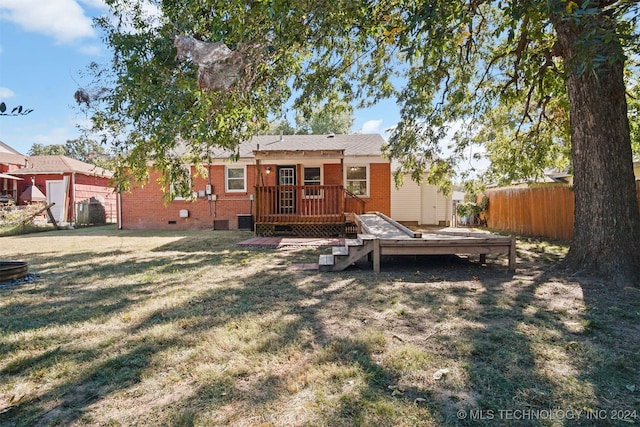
266 167 271 174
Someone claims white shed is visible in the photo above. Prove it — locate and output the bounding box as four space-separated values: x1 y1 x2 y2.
390 174 453 226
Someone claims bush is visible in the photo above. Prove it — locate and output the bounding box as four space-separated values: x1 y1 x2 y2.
456 195 489 226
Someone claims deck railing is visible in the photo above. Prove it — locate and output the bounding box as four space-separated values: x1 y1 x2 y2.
344 188 366 215
255 185 365 224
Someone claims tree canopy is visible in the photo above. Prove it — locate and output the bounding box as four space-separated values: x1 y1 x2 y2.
28 143 67 157
28 138 116 170
268 102 354 135
87 0 640 284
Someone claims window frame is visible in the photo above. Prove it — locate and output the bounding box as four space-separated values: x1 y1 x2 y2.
302 165 323 198
225 165 247 192
345 165 369 197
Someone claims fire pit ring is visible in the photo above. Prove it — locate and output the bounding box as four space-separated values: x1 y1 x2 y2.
0 261 29 282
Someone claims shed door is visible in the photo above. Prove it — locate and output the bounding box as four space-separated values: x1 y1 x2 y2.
278 166 296 214
420 184 437 225
46 179 67 222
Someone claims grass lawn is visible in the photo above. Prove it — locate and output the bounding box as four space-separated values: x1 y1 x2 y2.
0 226 638 426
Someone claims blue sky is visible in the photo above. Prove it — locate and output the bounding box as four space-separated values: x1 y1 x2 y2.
0 0 399 156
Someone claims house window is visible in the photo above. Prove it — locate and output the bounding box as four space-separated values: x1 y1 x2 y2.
303 166 321 197
170 165 192 200
346 166 368 196
226 166 246 192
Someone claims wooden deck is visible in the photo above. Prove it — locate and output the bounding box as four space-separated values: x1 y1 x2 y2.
320 212 516 272
254 185 365 236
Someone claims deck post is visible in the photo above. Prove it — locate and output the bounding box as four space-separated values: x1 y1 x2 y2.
372 238 381 273
508 238 516 272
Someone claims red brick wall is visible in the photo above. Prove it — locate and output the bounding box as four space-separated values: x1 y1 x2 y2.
324 164 342 186
323 162 390 215
119 161 391 230
119 165 259 230
367 163 391 215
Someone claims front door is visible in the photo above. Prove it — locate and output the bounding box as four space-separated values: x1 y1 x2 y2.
278 166 296 214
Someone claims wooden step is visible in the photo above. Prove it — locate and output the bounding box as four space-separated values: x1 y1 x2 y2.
357 233 377 241
319 254 334 265
345 238 363 247
318 254 334 272
319 237 377 272
332 246 349 256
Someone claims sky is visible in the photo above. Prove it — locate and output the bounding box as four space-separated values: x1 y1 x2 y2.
0 0 400 157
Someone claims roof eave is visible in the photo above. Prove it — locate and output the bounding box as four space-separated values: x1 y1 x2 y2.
253 149 345 160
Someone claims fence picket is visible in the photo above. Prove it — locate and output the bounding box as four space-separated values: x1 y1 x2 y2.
484 182 640 240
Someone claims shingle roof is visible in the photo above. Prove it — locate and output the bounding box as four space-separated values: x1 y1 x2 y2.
199 134 387 159
252 134 385 155
10 155 114 178
0 152 28 167
0 140 27 166
0 140 24 155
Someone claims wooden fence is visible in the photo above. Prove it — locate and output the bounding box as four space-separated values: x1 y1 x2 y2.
484 181 640 241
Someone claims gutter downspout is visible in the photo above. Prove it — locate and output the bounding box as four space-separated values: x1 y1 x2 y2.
117 189 123 229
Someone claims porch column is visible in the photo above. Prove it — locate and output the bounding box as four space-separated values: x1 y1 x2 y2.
340 157 345 217
255 158 261 223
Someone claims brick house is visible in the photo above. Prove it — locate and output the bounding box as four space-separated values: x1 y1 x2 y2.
118 134 392 235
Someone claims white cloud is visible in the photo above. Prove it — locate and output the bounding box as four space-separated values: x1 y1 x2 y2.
0 0 95 44
361 119 383 134
77 44 103 56
0 87 15 98
79 0 106 8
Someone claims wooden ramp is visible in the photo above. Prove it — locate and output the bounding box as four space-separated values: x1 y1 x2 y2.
319 212 516 272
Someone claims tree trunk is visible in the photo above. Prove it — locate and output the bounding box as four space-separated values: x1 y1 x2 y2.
553 14 640 286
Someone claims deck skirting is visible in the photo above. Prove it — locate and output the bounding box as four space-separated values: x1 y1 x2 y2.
255 222 347 237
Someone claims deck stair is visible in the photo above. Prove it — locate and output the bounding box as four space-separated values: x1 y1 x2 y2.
318 212 516 273
318 233 377 271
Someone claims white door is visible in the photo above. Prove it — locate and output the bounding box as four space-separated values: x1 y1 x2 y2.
420 184 438 225
46 180 66 222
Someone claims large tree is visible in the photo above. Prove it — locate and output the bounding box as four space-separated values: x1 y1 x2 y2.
89 0 640 284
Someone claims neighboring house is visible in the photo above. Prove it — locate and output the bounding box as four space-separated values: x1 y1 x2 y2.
118 134 393 235
544 168 574 185
390 166 454 227
0 140 27 203
10 155 115 224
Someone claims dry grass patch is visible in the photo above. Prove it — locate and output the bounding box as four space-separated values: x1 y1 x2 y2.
1 227 638 426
